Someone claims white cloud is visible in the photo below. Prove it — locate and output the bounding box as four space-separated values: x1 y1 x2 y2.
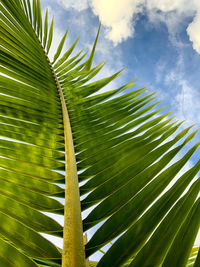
90 0 142 45
187 11 200 54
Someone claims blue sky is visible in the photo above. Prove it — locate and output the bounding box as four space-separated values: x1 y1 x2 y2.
39 0 200 260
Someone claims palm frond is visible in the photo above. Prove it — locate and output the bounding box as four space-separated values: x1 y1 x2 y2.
0 0 199 266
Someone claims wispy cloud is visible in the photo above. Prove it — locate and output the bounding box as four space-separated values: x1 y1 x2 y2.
165 69 200 125
57 0 88 12
173 79 200 124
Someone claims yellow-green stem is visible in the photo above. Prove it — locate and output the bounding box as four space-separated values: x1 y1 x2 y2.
51 68 86 267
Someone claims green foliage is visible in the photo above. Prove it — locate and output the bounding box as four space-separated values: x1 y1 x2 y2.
0 0 199 266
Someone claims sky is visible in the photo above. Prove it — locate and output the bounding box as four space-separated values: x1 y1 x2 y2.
39 0 200 261
42 0 200 133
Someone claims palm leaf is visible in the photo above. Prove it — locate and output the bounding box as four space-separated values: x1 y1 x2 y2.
0 0 199 266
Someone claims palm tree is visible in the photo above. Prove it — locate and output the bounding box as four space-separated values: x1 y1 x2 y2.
0 0 199 266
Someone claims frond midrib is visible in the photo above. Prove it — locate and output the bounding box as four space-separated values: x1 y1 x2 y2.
44 52 86 266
